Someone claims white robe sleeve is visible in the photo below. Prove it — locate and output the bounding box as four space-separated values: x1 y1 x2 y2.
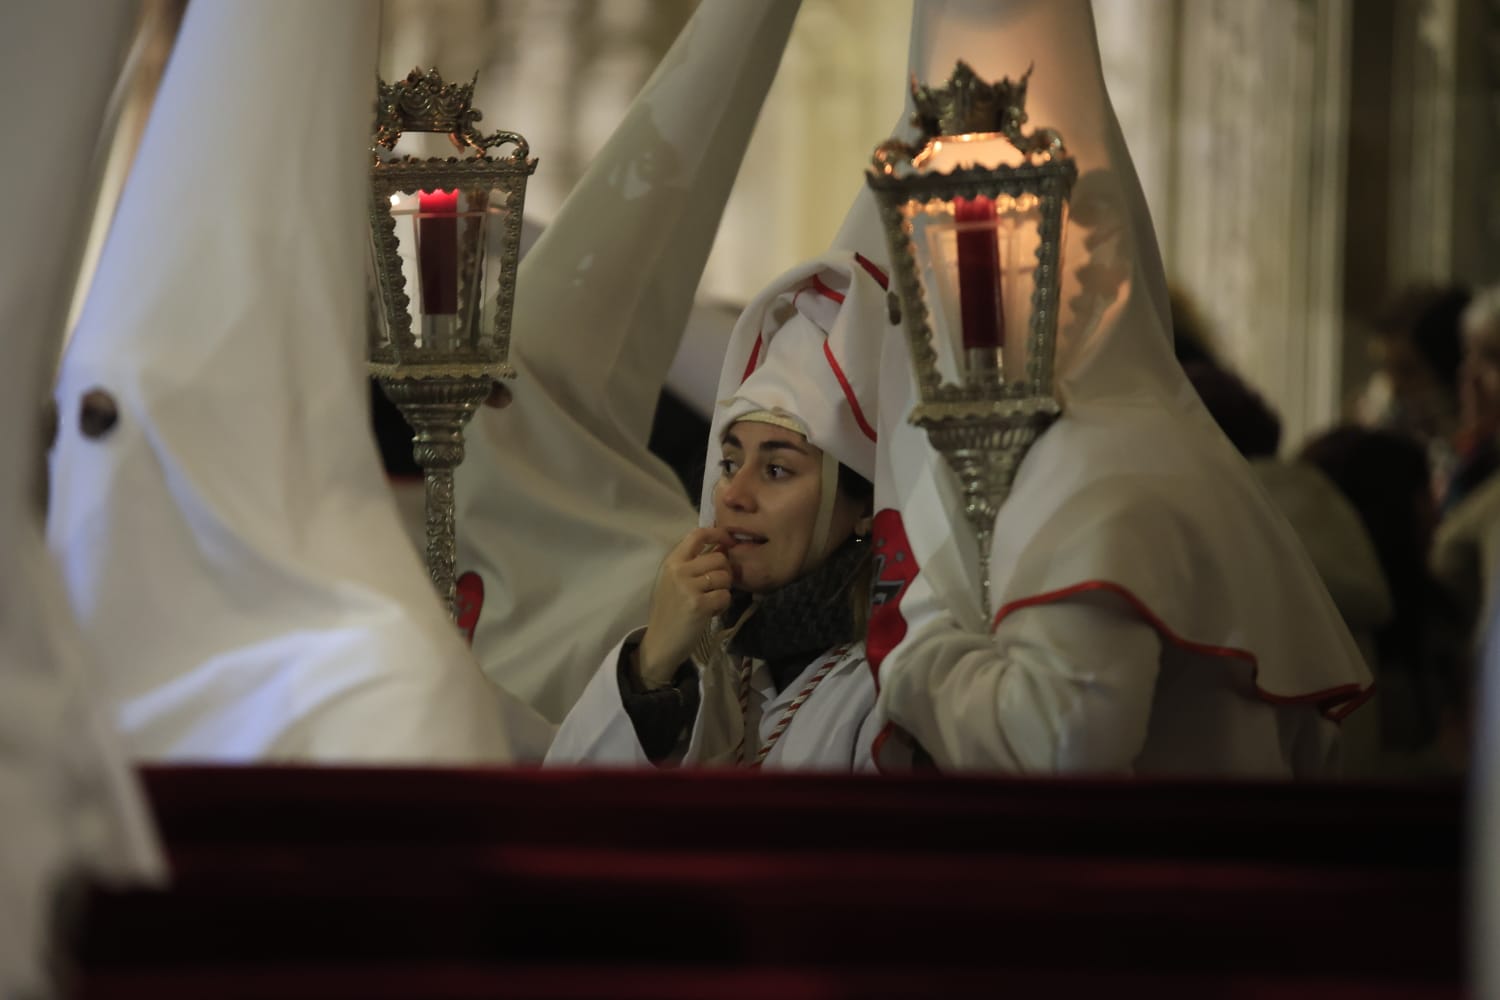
544 630 745 767
878 591 1161 773
545 631 657 767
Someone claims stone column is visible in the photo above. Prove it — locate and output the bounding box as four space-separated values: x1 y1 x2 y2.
1165 0 1351 449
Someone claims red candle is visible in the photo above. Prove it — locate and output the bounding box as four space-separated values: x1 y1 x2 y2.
418 189 459 315
954 196 1004 350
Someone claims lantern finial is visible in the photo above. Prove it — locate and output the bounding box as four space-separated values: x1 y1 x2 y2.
374 67 529 156
910 62 1064 159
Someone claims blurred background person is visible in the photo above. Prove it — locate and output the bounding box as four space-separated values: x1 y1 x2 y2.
1303 427 1470 776
1353 285 1471 500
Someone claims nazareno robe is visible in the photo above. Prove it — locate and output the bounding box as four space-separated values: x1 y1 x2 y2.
547 630 881 771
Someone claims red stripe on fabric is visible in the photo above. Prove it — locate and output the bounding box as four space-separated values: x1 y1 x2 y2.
739 334 763 385
822 340 876 442
870 723 896 775
991 579 1373 720
810 274 845 304
854 253 889 289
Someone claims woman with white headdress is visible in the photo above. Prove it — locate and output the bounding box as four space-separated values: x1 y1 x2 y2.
47 1 552 763
864 0 1374 777
546 226 894 770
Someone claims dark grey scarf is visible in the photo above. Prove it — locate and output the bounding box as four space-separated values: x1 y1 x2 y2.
724 534 870 689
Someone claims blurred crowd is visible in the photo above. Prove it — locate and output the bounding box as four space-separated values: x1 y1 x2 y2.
1181 282 1500 779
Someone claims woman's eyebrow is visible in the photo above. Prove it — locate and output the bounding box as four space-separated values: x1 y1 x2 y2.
758 439 809 456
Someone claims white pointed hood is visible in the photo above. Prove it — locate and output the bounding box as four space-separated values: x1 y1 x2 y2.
3 3 164 995
455 0 802 723
866 0 1372 740
48 1 551 762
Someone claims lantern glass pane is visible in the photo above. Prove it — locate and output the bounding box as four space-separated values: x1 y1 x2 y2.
903 191 1046 392
373 186 514 361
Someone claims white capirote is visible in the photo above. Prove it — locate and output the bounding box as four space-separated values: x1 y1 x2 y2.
48 1 552 763
865 0 1373 776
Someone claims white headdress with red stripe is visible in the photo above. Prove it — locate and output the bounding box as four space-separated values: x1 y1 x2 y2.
866 0 1371 735
698 200 892 550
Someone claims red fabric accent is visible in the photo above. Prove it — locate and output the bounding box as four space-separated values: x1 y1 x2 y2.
866 510 917 676
739 334 763 385
866 509 919 776
870 724 895 771
454 572 484 646
822 340 876 442
809 274 845 304
854 252 889 289
991 579 1374 720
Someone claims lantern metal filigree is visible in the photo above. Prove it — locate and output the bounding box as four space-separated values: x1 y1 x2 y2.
867 62 1076 616
368 67 537 615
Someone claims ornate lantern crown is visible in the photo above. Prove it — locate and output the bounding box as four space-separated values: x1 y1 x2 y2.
867 61 1076 615
375 68 488 151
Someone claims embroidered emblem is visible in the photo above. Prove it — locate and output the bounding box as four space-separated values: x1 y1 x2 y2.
866 509 918 671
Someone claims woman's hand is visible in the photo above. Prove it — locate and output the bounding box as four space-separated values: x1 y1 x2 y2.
635 527 737 688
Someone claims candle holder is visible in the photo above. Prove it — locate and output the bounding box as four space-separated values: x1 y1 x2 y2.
866 63 1075 616
368 68 537 615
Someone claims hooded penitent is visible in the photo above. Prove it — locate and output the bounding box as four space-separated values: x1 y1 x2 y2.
47 1 552 762
866 0 1372 774
4 3 164 994
454 0 803 724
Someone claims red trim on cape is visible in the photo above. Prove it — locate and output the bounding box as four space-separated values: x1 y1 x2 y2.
990 579 1374 720
810 274 845 304
870 724 896 775
868 574 1375 773
739 334 763 385
854 253 889 289
822 340 877 442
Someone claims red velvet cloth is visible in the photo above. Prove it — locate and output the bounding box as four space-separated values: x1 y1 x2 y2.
75 767 1463 998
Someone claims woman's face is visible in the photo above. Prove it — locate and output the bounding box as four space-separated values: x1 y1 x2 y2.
713 420 863 594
